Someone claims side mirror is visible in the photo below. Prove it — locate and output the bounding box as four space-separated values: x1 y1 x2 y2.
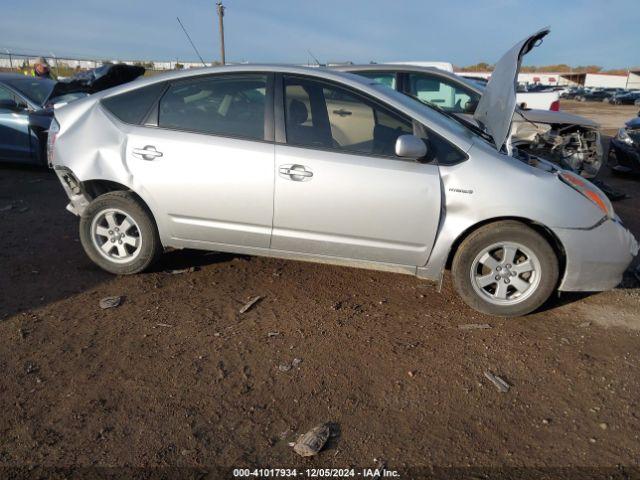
395 134 427 160
0 98 22 112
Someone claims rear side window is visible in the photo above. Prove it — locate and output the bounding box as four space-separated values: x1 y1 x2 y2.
158 74 268 141
102 82 166 125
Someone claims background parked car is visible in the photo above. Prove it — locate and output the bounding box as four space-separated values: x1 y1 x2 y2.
575 88 621 102
608 90 640 105
561 87 586 99
610 113 640 174
0 64 144 166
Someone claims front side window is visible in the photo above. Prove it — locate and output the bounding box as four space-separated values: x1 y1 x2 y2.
158 74 267 141
407 73 480 113
0 85 27 110
283 76 413 157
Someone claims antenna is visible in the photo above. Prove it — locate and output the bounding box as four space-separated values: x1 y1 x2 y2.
176 17 207 67
306 49 322 66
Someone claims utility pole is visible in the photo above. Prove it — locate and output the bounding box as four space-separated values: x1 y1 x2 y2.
216 1 226 65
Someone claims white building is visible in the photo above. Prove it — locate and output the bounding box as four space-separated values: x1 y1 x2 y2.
459 71 632 88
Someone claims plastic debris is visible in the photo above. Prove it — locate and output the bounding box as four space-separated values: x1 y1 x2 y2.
458 323 492 330
292 423 331 457
239 296 262 314
99 296 123 309
484 371 510 393
165 267 198 274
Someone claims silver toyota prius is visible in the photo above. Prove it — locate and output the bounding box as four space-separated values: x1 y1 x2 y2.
49 29 637 317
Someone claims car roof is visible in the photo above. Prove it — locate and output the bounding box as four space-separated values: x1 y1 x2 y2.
332 64 484 93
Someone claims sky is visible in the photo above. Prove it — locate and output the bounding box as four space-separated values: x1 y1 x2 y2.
1 0 638 69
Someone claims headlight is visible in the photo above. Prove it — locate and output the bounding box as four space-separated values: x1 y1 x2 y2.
559 171 614 219
616 128 634 145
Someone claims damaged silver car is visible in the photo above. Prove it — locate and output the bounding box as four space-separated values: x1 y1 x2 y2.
49 29 637 317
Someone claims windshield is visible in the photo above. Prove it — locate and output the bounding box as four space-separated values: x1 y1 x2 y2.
3 77 55 106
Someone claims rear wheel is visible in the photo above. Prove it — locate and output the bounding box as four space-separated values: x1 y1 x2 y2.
452 221 559 317
80 191 161 274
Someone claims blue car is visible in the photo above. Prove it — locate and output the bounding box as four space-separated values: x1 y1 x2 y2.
0 64 145 166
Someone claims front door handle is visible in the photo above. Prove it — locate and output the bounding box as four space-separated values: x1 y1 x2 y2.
132 145 163 161
279 164 313 181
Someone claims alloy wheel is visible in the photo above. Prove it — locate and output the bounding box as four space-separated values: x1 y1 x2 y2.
470 242 542 306
91 208 143 264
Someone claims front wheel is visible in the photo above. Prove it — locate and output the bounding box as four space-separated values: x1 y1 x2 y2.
451 221 559 317
79 191 161 274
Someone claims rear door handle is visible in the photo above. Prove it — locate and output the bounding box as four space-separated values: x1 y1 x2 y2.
132 145 163 160
279 164 313 181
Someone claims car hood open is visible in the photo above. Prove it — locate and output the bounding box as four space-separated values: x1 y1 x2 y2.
473 27 550 150
47 64 145 104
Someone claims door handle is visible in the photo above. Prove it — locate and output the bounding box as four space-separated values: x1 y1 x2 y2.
132 145 163 160
279 164 313 181
332 109 352 117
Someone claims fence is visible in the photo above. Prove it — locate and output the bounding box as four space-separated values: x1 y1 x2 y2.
0 50 211 76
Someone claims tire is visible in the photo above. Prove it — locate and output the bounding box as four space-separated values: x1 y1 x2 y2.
451 221 559 317
79 191 161 274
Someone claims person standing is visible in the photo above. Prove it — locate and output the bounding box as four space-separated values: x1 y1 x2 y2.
26 57 54 79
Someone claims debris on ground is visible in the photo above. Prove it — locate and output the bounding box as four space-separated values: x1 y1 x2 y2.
484 371 510 393
99 296 123 309
267 331 280 337
24 361 39 374
371 459 387 480
156 323 173 328
165 267 198 274
578 321 592 328
458 323 492 330
0 204 13 212
278 358 302 372
291 423 331 457
239 296 262 314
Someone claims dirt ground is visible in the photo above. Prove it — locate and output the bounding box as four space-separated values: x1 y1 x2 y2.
0 100 639 478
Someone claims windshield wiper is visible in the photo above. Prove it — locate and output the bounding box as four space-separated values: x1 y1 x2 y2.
406 94 495 145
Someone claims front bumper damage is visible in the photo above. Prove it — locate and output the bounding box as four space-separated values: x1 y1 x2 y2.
53 166 89 216
554 218 638 292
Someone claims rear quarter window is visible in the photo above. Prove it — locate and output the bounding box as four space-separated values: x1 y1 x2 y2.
101 82 166 125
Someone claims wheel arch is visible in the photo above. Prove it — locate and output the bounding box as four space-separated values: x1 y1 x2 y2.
81 179 163 242
445 216 566 282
